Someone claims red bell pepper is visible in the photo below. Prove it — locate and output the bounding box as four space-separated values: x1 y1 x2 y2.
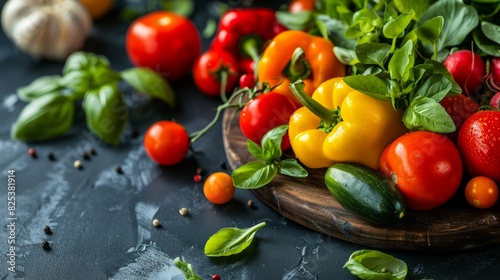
210 8 286 75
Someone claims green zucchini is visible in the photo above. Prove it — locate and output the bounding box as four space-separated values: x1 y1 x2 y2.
325 163 405 225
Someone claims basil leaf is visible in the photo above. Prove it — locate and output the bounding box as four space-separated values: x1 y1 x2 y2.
173 257 202 280
63 51 110 75
11 93 74 142
83 83 128 145
393 0 430 20
344 249 408 280
415 74 452 101
424 59 462 95
231 161 278 189
403 96 455 133
355 43 391 68
204 222 266 257
344 75 391 101
418 0 479 52
382 10 414 39
260 124 288 160
389 39 414 81
472 27 500 57
276 11 314 30
247 140 264 160
481 21 500 44
91 66 121 87
415 16 444 45
333 46 357 65
161 0 194 17
60 70 92 99
279 158 308 178
17 75 63 102
384 3 398 22
121 67 175 108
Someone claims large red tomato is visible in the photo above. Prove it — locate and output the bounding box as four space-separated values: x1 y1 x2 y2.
126 11 201 81
379 131 463 211
457 110 500 184
239 92 297 150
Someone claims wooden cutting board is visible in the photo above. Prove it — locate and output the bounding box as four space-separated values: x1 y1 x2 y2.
222 108 500 251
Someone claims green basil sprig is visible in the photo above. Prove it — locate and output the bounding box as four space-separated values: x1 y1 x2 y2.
231 125 308 190
344 249 408 280
204 222 266 257
173 257 202 280
11 51 175 145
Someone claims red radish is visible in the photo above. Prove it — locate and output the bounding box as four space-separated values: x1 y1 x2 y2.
443 50 485 95
439 94 479 141
491 57 500 86
489 92 500 109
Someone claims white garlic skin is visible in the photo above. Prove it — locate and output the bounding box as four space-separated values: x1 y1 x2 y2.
1 0 93 61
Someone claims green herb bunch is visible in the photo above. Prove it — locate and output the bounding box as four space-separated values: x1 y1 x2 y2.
11 52 175 145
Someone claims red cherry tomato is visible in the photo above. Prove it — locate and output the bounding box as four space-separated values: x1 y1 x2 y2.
239 92 297 150
239 74 255 89
379 131 463 211
126 11 201 81
288 0 316 12
457 110 500 184
203 172 235 204
465 176 499 209
144 120 190 165
193 50 240 97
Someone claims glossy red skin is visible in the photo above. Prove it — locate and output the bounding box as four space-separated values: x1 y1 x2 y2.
126 11 201 81
239 92 297 150
144 120 190 166
193 50 240 97
288 0 316 12
457 110 500 184
489 92 500 109
239 73 255 89
443 50 485 95
491 57 500 85
439 94 479 142
379 131 463 211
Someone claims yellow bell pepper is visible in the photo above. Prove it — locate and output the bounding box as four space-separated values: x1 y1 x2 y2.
288 77 408 169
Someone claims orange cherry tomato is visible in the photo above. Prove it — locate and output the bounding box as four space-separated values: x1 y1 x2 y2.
203 172 235 204
288 0 315 13
465 176 499 209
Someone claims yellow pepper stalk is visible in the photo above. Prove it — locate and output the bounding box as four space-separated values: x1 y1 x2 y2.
288 77 408 169
257 30 346 107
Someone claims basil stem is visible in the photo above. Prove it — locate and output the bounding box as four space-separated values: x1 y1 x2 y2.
204 222 266 257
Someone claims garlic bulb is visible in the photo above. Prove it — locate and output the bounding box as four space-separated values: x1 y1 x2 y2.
1 0 93 61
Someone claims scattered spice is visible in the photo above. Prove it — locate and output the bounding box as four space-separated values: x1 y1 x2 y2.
43 225 52 234
89 148 97 155
179 207 189 216
28 147 37 158
212 274 221 280
115 166 123 174
81 151 90 160
47 152 55 161
193 174 202 182
152 218 161 227
196 167 203 175
220 161 227 170
73 160 82 169
247 200 255 208
42 241 51 250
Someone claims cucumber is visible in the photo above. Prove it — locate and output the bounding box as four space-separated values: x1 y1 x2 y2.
325 163 405 225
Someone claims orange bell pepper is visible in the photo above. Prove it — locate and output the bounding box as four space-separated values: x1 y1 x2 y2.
257 30 346 107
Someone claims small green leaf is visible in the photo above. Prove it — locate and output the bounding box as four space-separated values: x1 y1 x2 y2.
343 75 391 101
60 70 92 99
90 66 121 87
388 39 414 81
333 46 357 65
204 222 266 257
415 74 452 101
416 16 444 45
425 59 462 95
63 51 109 75
344 249 408 280
355 43 391 68
11 93 74 142
383 10 415 39
393 0 430 20
279 158 308 178
384 3 399 23
161 0 194 17
83 83 128 145
121 67 175 108
472 28 500 57
173 257 202 280
247 140 264 160
17 75 63 102
276 11 314 30
231 161 278 189
202 18 217 39
403 96 455 133
260 124 288 160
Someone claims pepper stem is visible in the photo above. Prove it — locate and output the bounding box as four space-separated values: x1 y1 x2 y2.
282 48 312 82
240 35 262 78
289 80 340 128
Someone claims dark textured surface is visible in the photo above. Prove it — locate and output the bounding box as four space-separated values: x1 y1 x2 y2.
1 1 500 279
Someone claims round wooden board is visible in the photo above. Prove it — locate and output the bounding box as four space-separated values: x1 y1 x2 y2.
222 108 500 251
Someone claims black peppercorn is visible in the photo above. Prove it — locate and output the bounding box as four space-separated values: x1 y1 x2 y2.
42 241 51 250
43 225 52 234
